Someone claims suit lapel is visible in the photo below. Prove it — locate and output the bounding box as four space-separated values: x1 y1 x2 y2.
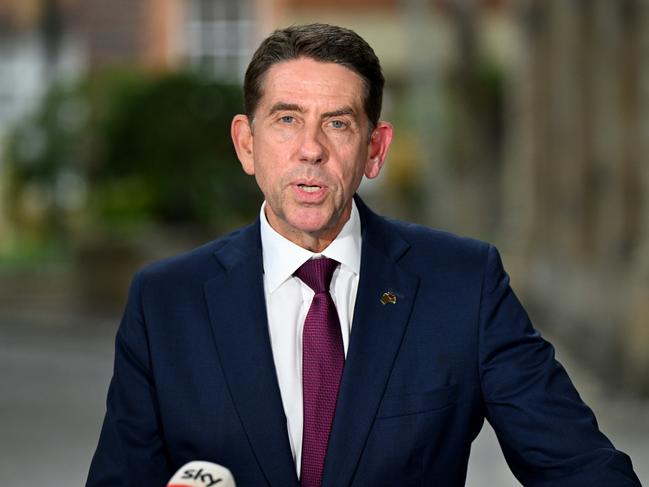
322 199 420 487
203 222 299 487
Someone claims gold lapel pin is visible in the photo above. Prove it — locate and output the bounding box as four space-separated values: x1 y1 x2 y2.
380 291 397 305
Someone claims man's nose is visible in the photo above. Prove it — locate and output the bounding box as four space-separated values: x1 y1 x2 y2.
298 125 328 164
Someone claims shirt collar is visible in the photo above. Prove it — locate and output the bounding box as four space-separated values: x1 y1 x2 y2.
259 200 362 293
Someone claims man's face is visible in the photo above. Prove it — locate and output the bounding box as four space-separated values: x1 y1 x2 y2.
231 57 392 251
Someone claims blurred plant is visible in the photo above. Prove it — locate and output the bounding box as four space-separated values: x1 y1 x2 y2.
7 81 89 243
6 68 260 245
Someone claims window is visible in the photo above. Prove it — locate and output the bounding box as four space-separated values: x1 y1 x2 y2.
184 0 253 81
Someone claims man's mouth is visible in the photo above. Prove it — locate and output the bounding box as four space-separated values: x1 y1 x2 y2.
297 184 322 193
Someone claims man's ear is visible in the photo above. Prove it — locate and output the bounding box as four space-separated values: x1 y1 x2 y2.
231 114 255 175
364 121 393 179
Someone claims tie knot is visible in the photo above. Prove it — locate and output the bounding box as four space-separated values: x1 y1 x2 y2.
294 257 339 293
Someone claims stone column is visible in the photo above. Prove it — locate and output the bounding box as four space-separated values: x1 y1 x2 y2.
502 0 548 261
545 0 589 260
625 0 649 394
588 0 625 262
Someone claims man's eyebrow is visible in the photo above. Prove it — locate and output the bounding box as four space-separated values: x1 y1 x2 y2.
267 103 357 120
268 102 303 115
322 106 356 119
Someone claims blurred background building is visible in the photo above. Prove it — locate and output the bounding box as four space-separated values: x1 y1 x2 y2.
1 0 648 484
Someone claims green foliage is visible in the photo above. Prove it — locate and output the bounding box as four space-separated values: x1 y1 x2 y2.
6 68 261 236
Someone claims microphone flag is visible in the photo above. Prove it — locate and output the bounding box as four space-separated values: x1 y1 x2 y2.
167 461 236 487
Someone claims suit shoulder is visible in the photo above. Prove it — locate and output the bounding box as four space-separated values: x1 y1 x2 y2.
135 223 254 284
386 217 492 259
379 217 500 290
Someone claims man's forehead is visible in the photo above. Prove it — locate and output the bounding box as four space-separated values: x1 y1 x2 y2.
257 58 366 108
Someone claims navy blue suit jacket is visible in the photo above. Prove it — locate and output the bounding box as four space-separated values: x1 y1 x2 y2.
87 197 640 486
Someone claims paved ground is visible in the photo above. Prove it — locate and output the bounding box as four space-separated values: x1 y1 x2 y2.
1 270 647 485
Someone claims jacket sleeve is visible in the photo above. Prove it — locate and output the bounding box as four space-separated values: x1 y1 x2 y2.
478 245 641 487
86 271 172 487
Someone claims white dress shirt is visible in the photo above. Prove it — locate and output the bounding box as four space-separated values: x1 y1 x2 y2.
259 200 362 476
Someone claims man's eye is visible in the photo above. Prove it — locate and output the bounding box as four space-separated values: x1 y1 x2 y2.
279 115 295 124
330 120 347 129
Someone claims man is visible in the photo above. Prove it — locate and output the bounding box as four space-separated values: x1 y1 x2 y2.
87 24 640 486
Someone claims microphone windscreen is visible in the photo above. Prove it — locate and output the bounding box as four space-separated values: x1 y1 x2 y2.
167 461 236 487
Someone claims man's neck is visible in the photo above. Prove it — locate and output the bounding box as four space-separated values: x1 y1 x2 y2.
263 207 352 253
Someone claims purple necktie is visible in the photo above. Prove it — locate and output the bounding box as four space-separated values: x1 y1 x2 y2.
295 257 344 487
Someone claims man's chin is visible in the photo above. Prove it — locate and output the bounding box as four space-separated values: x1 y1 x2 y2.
285 213 343 242
291 220 335 238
